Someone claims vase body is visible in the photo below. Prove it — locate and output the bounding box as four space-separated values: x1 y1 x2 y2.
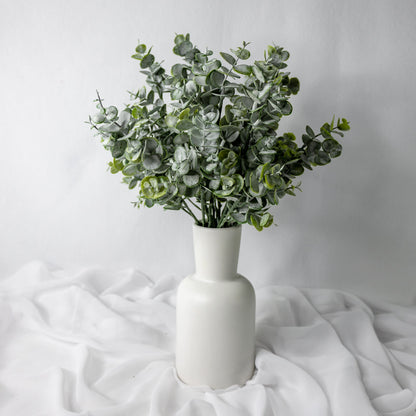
176 224 256 389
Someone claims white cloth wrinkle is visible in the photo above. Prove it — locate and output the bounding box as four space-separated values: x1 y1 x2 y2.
0 261 415 416
303 289 416 415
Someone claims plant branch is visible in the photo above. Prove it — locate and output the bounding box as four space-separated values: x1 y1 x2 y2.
200 191 206 226
95 90 106 113
187 198 201 211
218 198 239 228
181 199 199 223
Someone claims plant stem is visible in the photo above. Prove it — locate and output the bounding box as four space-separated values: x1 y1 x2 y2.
200 192 206 226
218 199 239 228
188 198 201 211
213 200 218 227
217 199 222 225
181 199 199 224
96 90 106 113
208 202 211 227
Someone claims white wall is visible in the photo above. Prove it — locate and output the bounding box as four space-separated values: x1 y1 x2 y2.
1 0 415 304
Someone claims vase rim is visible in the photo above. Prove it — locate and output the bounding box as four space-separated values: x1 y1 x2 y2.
193 223 242 230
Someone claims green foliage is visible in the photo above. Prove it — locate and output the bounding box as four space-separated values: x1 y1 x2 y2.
88 34 351 230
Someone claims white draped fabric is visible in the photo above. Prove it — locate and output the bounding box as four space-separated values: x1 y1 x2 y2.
0 262 415 416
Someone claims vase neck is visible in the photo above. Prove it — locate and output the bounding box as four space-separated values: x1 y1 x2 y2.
193 225 242 282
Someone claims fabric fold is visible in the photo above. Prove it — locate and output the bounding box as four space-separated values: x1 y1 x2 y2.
0 262 415 416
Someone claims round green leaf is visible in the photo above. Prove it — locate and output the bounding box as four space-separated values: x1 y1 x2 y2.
226 130 240 143
176 161 190 176
173 134 189 145
288 77 300 94
252 65 265 83
195 53 208 64
322 138 342 158
194 76 207 86
219 149 238 170
221 176 235 189
320 123 333 139
290 163 304 176
238 96 253 110
131 107 141 119
209 179 220 190
106 106 118 120
302 134 312 145
111 140 126 158
171 88 184 100
338 118 350 131
316 151 331 165
122 164 139 177
140 54 155 68
176 119 193 131
249 172 260 194
174 34 185 45
135 44 146 54
307 140 321 154
207 70 225 88
250 214 263 231
205 130 220 141
128 177 138 190
179 108 190 119
171 63 187 78
306 125 315 137
109 158 123 174
214 189 234 197
178 41 193 56
220 52 236 65
260 212 273 228
202 110 219 124
190 129 204 146
204 60 222 73
145 199 155 208
235 48 250 60
279 101 293 115
165 114 178 128
183 172 200 187
142 154 162 170
185 80 197 95
174 147 187 163
232 174 244 193
141 176 169 199
234 64 251 75
92 113 106 124
143 138 162 155
231 211 247 223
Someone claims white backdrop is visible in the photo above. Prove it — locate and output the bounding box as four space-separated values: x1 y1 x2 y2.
1 0 415 304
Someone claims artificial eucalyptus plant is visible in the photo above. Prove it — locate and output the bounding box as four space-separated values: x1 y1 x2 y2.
88 34 350 230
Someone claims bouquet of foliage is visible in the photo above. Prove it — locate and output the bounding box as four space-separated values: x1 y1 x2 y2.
88 34 350 230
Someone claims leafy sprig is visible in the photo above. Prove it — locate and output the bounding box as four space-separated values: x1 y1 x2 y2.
88 34 350 230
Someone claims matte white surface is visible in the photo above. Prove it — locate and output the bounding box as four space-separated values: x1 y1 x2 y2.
1 0 416 304
193 225 242 282
0 262 415 415
176 225 255 388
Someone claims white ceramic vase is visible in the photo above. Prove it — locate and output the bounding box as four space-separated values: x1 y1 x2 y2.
176 224 256 389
